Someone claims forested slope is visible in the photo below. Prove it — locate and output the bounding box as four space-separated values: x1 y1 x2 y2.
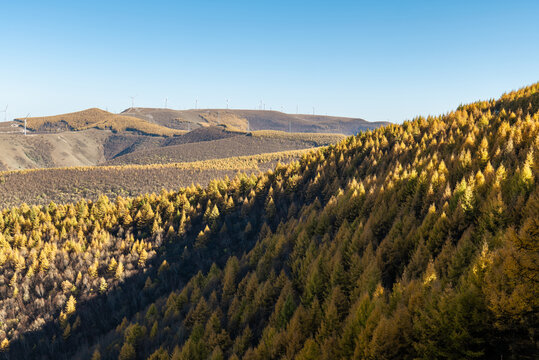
0 84 538 359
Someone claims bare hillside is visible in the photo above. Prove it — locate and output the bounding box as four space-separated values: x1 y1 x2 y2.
1 107 374 170
0 130 110 170
0 150 308 208
105 130 343 166
16 108 185 136
0 125 344 170
121 107 389 134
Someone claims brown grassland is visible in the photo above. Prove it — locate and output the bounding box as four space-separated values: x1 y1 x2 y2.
21 108 186 137
0 149 310 208
251 130 345 143
122 107 390 134
105 132 342 166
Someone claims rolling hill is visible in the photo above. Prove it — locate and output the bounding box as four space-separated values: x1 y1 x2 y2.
105 129 343 166
0 83 537 359
0 126 343 171
1 107 382 171
16 108 186 137
0 150 309 208
0 129 111 170
121 107 389 134
0 129 166 171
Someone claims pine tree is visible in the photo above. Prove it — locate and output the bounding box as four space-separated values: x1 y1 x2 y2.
65 295 76 316
115 261 124 280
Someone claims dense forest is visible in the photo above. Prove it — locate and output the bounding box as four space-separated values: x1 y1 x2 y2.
0 83 537 359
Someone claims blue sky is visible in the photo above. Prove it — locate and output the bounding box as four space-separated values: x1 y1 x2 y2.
0 0 538 123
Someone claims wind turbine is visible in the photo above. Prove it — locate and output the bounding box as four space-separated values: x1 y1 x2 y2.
164 97 168 109
1 105 7 122
22 113 30 135
129 95 137 108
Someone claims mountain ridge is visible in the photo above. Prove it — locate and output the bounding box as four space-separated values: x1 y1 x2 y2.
120 107 389 134
15 108 185 137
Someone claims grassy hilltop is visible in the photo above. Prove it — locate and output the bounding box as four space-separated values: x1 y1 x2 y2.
18 108 186 137
121 107 389 134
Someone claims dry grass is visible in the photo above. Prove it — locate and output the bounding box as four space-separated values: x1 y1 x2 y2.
105 133 326 166
22 108 186 136
3 149 309 174
122 108 390 134
197 111 248 130
0 125 341 171
251 130 345 144
0 149 312 208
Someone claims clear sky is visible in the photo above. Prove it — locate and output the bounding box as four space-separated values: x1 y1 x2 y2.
0 0 538 123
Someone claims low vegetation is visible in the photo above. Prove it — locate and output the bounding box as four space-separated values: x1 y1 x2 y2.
0 125 341 171
105 133 333 166
0 150 309 208
251 130 344 145
0 83 537 359
122 108 389 135
21 108 185 137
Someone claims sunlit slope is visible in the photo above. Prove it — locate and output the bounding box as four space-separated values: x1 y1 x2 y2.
0 125 341 171
18 108 186 136
0 149 309 208
1 83 537 359
121 107 389 134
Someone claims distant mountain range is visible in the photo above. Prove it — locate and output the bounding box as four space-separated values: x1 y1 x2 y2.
121 107 389 134
13 108 388 136
0 107 386 171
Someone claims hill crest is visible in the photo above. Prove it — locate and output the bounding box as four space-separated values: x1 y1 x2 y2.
16 108 185 137
120 107 389 134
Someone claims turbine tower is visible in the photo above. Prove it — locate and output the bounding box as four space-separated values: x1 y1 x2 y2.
165 97 168 109
22 113 30 135
129 95 137 108
1 105 7 122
